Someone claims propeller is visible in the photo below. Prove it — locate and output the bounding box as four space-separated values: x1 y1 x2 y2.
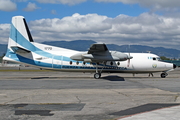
127 45 133 67
127 53 133 67
127 53 130 67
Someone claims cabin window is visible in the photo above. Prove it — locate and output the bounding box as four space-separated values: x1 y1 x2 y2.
110 61 113 66
70 61 72 65
117 62 120 66
76 61 79 65
83 62 86 65
153 57 156 60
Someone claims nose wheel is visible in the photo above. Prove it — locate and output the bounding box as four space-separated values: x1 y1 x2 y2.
161 72 168 78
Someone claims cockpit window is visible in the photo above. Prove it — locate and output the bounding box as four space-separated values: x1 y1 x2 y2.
148 57 161 61
152 57 161 61
157 57 161 61
153 57 156 60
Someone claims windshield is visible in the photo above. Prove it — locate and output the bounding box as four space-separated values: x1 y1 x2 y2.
152 57 161 61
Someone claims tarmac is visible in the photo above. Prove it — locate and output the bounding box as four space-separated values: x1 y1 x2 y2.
0 66 180 120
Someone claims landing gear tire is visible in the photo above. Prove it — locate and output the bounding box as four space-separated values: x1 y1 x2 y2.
161 73 167 78
94 73 101 79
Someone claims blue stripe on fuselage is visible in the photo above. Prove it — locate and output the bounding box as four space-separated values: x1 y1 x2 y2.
5 53 93 69
9 24 74 62
10 24 36 51
5 51 128 71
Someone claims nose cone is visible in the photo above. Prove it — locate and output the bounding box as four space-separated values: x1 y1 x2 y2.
173 64 177 69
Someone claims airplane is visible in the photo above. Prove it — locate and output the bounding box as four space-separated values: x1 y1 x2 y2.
3 16 177 79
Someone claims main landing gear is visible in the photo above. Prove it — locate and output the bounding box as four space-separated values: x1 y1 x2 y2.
94 62 105 79
94 72 101 79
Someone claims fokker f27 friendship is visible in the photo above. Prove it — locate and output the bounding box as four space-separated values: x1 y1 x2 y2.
3 16 176 79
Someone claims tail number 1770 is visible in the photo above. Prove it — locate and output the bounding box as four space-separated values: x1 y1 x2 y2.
44 47 52 50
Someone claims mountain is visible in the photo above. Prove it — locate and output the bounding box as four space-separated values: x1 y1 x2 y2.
42 40 180 58
42 40 96 51
0 40 179 58
107 44 180 58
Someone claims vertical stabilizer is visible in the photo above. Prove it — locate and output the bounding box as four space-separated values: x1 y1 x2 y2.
8 16 35 52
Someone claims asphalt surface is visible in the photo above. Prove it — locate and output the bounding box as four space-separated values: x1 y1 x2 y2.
0 67 180 120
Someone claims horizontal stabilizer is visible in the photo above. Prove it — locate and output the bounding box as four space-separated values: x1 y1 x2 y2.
11 46 31 53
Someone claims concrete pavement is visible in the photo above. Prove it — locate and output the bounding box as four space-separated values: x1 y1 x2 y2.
0 67 180 120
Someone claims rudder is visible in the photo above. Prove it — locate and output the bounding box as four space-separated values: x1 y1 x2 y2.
8 16 35 52
3 16 36 62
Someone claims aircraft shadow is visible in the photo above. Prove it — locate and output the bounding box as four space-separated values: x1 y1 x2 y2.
101 75 125 81
110 103 180 117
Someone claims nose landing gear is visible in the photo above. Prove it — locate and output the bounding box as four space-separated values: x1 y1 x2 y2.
161 72 168 78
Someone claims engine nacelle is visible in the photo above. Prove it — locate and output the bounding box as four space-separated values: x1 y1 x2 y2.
70 52 85 61
111 51 133 61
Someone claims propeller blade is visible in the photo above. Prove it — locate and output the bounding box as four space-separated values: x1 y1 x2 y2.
127 45 131 67
127 59 130 67
127 53 133 67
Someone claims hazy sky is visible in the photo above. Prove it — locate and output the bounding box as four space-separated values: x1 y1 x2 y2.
1 0 180 49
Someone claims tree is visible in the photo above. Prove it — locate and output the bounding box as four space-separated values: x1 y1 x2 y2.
160 56 171 60
0 53 5 63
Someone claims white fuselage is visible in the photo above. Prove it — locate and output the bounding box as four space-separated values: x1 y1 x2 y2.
4 42 174 74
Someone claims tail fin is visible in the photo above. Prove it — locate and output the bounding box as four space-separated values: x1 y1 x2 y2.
7 16 35 52
3 16 36 62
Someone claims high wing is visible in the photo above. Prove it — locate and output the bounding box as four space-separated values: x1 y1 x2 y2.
87 43 108 54
70 43 132 62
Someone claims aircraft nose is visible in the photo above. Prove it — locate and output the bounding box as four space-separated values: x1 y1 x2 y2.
173 64 177 69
